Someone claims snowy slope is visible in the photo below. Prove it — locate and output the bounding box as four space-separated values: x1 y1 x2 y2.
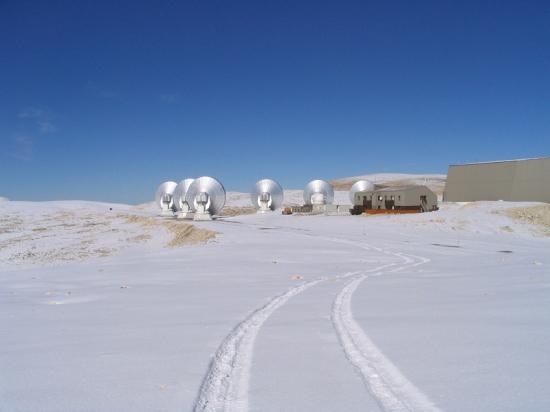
1 200 549 412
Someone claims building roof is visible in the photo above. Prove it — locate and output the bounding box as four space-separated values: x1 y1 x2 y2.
449 156 550 167
356 185 432 193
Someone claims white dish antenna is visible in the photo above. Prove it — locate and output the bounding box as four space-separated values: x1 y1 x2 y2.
155 181 178 214
349 179 375 202
304 179 334 205
173 178 195 218
251 179 284 212
185 176 226 220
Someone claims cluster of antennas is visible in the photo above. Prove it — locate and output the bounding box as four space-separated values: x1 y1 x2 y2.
155 177 375 219
155 176 226 221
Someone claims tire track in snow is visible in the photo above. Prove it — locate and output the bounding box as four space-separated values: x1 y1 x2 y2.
193 262 394 412
192 221 410 412
193 278 323 412
332 252 442 412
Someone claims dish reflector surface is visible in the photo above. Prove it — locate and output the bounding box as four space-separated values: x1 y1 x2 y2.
155 181 178 210
251 179 284 210
303 179 334 205
173 178 195 211
185 176 226 215
349 179 375 202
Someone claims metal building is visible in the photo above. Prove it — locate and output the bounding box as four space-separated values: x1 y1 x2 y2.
352 185 438 213
444 157 550 203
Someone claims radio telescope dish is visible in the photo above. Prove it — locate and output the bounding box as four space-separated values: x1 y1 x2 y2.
155 181 178 215
349 179 375 203
173 178 195 219
304 179 334 205
251 179 284 212
185 176 226 220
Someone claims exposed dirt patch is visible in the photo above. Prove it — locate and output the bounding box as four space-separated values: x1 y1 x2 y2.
0 234 34 250
163 222 217 247
330 181 355 191
0 209 216 267
0 211 117 264
127 234 152 243
43 211 76 222
121 214 159 226
219 206 256 217
0 216 23 234
504 205 550 236
460 202 479 209
94 247 113 257
83 221 109 227
120 214 217 247
134 202 155 210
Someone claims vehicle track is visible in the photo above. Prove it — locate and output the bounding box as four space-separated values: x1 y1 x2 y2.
192 277 324 412
193 221 434 412
192 264 395 412
332 252 441 412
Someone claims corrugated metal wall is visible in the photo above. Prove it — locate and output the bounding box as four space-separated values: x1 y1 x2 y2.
444 158 550 202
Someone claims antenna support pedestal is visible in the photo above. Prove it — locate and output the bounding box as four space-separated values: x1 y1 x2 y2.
258 197 271 213
312 204 327 213
177 211 195 219
193 211 212 221
160 209 173 217
253 186 282 212
257 205 270 213
193 213 212 220
177 203 194 219
193 201 212 221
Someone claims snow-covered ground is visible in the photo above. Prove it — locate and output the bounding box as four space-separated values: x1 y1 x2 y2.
1 199 549 411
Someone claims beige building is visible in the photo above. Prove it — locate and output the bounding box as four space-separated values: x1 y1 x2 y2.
444 157 550 203
353 185 438 212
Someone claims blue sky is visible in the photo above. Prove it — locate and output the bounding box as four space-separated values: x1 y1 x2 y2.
1 1 549 203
